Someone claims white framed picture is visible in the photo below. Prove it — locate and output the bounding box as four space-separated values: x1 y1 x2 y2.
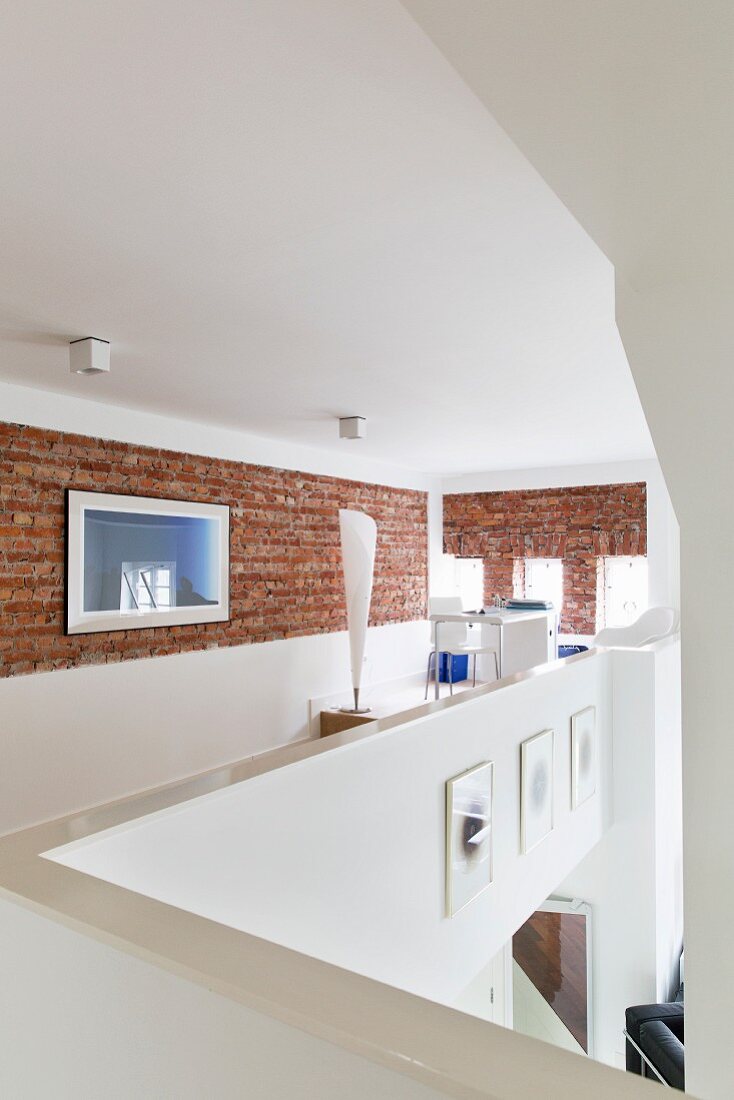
446 761 494 917
521 729 554 854
65 489 230 635
571 706 597 809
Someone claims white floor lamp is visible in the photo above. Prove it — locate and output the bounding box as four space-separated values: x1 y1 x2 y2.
338 508 377 714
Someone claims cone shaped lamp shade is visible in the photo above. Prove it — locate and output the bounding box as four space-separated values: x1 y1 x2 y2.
339 509 377 712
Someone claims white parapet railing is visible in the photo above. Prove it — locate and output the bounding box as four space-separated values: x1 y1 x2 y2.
0 646 677 1098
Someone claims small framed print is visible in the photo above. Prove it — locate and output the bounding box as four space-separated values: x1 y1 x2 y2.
571 706 597 809
521 729 554 854
446 761 494 917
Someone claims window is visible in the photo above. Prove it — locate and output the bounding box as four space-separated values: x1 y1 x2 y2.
121 561 176 612
598 556 648 630
524 558 563 614
455 558 484 610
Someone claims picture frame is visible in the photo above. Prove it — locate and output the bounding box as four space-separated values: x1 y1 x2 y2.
65 489 230 635
445 761 494 917
571 706 597 809
520 729 554 854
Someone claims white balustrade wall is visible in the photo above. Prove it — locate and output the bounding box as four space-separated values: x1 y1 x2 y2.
0 643 680 1095
48 651 614 1005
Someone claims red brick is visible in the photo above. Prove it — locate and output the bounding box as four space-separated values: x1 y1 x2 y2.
0 420 428 678
444 483 646 635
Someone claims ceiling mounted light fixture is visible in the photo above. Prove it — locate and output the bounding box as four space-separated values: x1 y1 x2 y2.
339 416 366 440
69 337 110 376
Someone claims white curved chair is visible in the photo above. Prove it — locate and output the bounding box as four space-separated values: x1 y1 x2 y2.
593 606 679 648
425 596 500 698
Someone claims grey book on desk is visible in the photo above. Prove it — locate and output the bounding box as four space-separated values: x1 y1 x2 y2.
503 598 554 611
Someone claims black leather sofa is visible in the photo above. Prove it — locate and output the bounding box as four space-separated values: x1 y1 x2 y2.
625 1001 684 1090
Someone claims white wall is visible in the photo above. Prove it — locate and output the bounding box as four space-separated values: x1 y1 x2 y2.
0 619 429 836
427 482 445 596
653 639 684 1003
616 279 733 1099
42 642 679 1072
441 458 680 619
48 654 613 1005
558 640 683 1067
0 379 436 492
0 897 443 1100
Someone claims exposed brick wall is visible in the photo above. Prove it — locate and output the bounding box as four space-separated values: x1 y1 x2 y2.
0 421 428 677
443 483 646 634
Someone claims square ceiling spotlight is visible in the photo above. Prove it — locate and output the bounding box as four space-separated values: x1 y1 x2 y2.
339 416 366 440
69 337 110 375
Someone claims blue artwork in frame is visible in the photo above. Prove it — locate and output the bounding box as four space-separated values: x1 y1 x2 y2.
65 490 230 635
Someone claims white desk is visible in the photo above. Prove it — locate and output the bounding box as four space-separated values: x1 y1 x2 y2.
428 609 556 699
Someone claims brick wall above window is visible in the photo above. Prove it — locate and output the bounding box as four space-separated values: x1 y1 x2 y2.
443 483 646 635
0 421 428 677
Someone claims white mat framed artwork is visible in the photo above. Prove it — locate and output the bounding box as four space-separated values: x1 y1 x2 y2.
520 729 554 854
446 761 494 917
571 706 597 809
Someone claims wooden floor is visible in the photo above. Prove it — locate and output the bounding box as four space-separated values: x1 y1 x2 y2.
512 910 588 1052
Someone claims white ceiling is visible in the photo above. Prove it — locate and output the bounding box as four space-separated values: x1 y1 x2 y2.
403 0 734 290
0 0 653 475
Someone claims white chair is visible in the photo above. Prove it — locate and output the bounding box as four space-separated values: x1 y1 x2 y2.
593 606 679 648
425 596 500 699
